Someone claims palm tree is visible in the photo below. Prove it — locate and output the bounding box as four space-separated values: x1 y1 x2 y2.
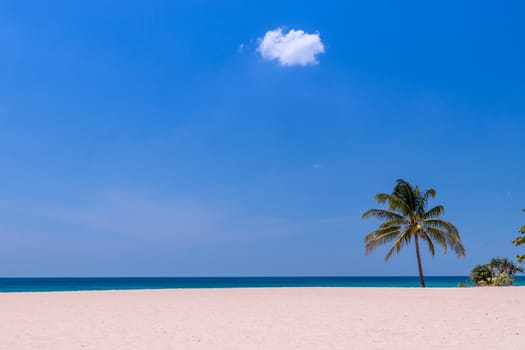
488 257 524 284
363 179 466 287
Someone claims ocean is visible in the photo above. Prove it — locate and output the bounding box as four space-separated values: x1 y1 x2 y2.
1 276 524 292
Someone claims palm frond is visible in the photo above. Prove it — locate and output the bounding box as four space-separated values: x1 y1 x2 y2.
365 226 402 255
419 231 436 256
362 209 404 221
424 205 444 219
384 227 412 261
424 219 460 238
425 226 448 254
374 193 410 214
364 225 401 243
424 219 465 257
450 240 466 257
379 219 406 229
394 179 416 212
423 188 437 201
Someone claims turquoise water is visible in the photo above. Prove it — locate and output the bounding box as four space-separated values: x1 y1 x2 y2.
1 276 523 292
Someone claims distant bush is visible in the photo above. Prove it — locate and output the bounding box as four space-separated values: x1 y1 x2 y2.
470 264 493 286
470 258 524 286
457 281 468 288
491 272 513 286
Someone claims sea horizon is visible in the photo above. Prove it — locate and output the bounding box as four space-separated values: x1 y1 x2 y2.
1 276 524 293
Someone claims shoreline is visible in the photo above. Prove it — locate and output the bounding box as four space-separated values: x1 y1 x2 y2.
1 284 524 295
4 275 518 292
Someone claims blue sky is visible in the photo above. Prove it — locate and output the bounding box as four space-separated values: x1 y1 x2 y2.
1 0 524 276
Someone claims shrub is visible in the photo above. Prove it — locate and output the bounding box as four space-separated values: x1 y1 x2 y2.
470 264 492 286
470 258 524 286
457 281 468 288
491 272 513 286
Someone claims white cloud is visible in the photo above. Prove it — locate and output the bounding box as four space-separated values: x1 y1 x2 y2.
257 28 325 66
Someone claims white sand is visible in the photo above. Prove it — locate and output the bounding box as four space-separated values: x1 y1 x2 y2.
1 287 524 349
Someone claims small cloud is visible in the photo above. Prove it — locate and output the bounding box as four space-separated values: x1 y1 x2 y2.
257 28 325 66
238 43 245 53
312 164 324 169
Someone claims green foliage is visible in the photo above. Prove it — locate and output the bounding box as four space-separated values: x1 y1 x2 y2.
363 179 465 287
470 264 493 286
491 272 513 287
512 209 525 263
489 257 524 279
457 281 468 288
470 258 524 286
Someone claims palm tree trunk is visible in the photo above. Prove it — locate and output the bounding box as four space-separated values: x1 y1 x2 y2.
414 234 426 288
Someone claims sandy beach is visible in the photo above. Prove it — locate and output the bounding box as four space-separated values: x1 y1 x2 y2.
1 287 523 350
